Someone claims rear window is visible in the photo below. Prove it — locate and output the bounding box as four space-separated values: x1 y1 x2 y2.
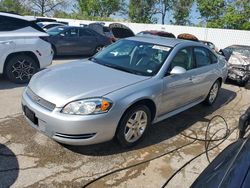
0 15 45 32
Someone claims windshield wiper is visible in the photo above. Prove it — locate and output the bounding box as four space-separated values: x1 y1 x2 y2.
103 63 143 75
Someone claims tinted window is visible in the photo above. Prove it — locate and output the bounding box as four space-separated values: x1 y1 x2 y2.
194 47 212 67
47 27 65 36
170 48 194 71
0 16 45 32
44 24 61 30
79 29 93 36
209 51 218 63
63 28 79 37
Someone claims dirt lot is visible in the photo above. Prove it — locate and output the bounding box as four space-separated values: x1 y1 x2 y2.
0 58 250 188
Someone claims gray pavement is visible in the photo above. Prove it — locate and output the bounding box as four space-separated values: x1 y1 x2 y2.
0 58 250 187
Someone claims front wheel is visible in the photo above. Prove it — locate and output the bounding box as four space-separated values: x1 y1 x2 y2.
204 80 220 105
116 105 151 147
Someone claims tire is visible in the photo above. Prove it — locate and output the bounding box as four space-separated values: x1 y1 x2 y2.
52 46 57 58
204 80 220 106
116 105 151 147
5 54 39 84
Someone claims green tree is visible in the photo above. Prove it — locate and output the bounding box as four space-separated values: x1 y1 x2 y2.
171 0 193 25
77 0 123 17
129 0 157 23
197 0 250 30
0 0 31 14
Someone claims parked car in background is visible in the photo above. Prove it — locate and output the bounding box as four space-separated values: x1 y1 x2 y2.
0 12 53 84
88 23 116 43
199 40 218 52
88 23 135 43
46 26 111 56
220 45 250 85
22 36 228 147
137 30 176 38
37 22 66 31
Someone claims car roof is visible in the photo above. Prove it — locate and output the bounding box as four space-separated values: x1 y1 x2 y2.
0 12 35 21
37 22 65 25
127 35 200 47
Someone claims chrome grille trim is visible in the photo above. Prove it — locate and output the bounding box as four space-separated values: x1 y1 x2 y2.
26 87 56 111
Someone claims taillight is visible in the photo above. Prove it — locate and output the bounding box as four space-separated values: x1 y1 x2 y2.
39 36 49 42
108 37 116 43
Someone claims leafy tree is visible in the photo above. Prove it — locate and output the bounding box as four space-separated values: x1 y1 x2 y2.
0 0 31 14
171 0 193 25
129 0 157 23
197 0 250 30
77 0 123 17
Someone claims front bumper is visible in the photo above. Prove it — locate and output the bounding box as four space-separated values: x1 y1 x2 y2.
227 65 250 83
21 88 121 145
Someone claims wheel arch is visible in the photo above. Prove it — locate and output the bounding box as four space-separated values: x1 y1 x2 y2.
3 51 40 74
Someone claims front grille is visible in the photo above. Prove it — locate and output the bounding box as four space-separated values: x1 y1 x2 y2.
54 133 96 139
26 87 56 111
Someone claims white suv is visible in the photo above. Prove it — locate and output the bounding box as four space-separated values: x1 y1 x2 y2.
0 12 53 84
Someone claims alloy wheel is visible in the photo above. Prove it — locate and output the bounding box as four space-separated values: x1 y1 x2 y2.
209 82 219 103
124 110 148 143
11 59 36 81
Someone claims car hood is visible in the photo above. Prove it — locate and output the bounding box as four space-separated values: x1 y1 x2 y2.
29 60 149 107
228 52 250 66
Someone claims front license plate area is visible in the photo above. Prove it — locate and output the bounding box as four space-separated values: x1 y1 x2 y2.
23 106 38 125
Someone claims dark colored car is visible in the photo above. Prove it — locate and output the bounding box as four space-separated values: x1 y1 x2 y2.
192 137 250 188
46 26 111 56
221 45 250 85
88 23 135 43
137 30 176 38
192 107 250 188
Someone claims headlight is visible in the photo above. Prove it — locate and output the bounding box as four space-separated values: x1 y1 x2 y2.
61 98 112 115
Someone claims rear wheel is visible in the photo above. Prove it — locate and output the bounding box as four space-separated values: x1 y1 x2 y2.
5 54 39 84
116 105 151 147
204 80 220 105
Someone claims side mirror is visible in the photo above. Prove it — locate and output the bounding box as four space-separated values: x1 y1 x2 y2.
170 66 187 75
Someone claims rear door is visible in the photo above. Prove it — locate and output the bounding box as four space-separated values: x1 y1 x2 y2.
191 47 219 98
78 28 97 55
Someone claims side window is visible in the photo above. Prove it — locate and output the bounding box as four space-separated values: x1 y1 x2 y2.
79 29 93 37
63 28 79 37
169 48 194 71
209 51 218 64
194 47 212 67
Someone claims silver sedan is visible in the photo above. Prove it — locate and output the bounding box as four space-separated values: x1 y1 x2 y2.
22 36 228 147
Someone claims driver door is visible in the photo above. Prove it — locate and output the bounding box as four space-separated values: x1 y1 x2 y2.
159 47 198 116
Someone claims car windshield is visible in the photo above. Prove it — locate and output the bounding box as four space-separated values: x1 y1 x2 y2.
47 26 65 36
225 46 250 57
92 39 171 76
